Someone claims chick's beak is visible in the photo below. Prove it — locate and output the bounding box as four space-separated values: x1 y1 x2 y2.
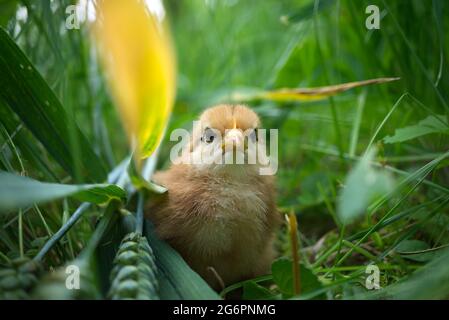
221 129 245 152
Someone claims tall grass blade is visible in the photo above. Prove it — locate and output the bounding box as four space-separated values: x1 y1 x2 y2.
0 28 107 182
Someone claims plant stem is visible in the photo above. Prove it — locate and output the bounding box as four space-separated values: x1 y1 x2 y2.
33 158 130 262
288 211 300 296
365 92 408 152
0 251 10 263
220 275 273 297
33 202 91 262
18 208 24 258
313 0 344 162
349 90 366 157
34 204 53 238
135 190 145 235
78 201 120 259
341 239 377 261
317 264 421 273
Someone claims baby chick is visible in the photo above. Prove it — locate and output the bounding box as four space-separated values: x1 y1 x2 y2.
146 104 281 291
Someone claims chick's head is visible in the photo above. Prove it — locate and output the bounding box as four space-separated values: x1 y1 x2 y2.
186 104 270 174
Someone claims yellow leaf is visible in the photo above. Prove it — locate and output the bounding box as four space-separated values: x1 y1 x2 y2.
234 77 399 102
94 0 176 162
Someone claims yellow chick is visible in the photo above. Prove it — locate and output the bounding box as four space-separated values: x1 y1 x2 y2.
146 104 281 291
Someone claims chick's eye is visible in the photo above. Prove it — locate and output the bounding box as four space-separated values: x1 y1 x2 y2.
202 128 216 143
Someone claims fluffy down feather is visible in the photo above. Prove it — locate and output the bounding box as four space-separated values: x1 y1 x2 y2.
146 104 281 290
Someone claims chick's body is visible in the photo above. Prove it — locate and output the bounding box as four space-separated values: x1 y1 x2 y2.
146 105 280 290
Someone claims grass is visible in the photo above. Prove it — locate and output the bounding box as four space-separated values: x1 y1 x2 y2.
0 0 449 300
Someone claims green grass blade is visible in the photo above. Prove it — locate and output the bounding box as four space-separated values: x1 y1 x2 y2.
358 247 449 299
0 27 107 182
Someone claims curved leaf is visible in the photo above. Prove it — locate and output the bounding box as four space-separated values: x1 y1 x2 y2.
384 115 449 144
94 0 176 161
242 281 277 300
271 257 325 299
233 78 399 102
0 171 126 212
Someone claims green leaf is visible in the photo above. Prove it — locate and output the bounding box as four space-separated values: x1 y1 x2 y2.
384 115 449 144
395 240 441 263
75 185 126 205
128 157 167 194
144 223 220 300
0 27 107 182
0 171 126 212
357 248 449 299
242 281 276 300
396 239 429 253
337 149 394 224
271 257 324 299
